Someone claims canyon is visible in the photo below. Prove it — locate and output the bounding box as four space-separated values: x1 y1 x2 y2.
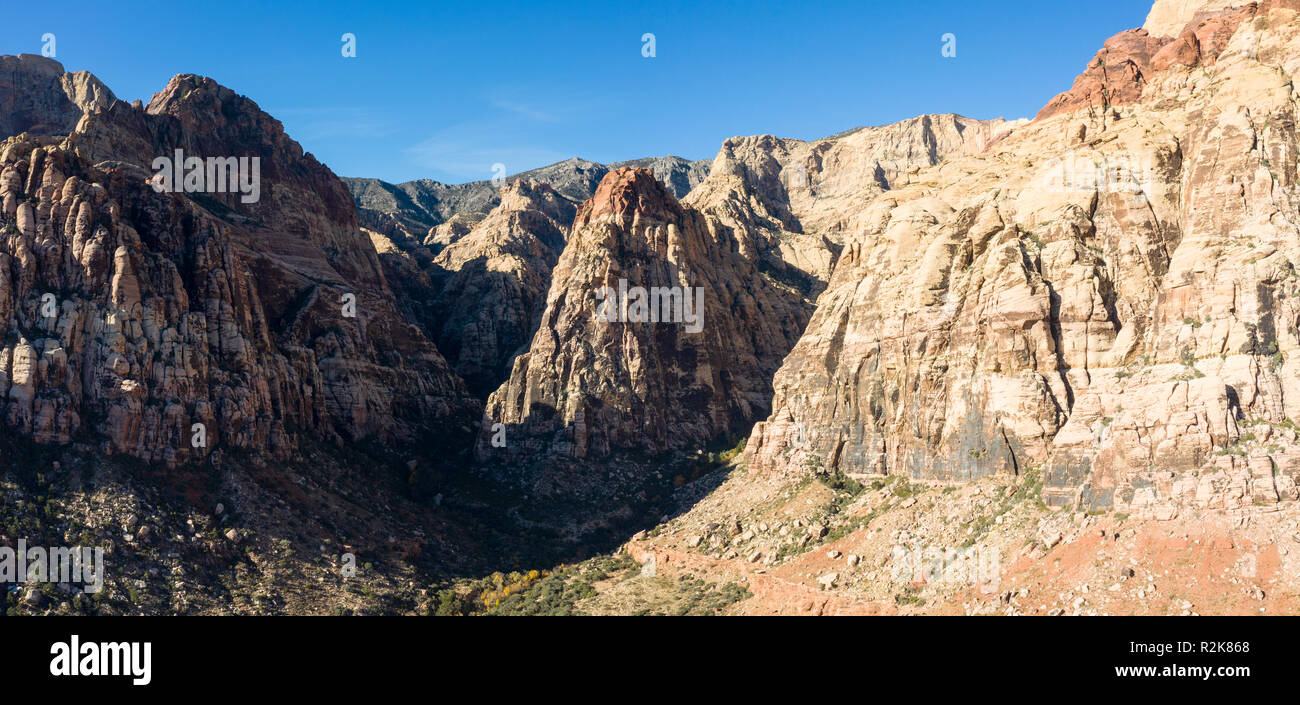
4 0 1300 615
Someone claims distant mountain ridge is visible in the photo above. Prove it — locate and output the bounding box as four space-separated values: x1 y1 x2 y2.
343 156 711 242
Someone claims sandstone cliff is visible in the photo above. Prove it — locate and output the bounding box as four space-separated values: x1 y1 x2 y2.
480 168 810 462
429 180 575 395
1144 0 1253 36
684 115 1025 301
746 0 1300 519
470 114 1026 485
0 63 477 467
0 54 115 139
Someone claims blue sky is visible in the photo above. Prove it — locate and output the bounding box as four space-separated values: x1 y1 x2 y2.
4 0 1150 184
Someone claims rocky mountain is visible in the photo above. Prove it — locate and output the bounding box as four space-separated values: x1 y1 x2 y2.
745 0 1300 521
617 156 713 199
592 0 1300 618
343 156 710 244
0 55 115 138
1143 0 1248 36
480 168 811 465
357 179 576 398
684 114 1024 301
0 59 477 469
1037 0 1260 120
428 180 574 396
359 116 1018 406
345 177 454 247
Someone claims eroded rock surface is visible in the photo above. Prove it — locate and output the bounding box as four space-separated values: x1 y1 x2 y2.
747 0 1300 517
344 156 711 245
0 55 114 138
685 114 1025 301
480 168 810 461
430 180 575 395
0 67 477 467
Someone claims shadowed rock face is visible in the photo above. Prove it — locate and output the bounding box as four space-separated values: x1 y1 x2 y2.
0 55 115 138
479 168 811 462
0 65 477 467
746 0 1300 518
429 180 575 396
361 179 577 399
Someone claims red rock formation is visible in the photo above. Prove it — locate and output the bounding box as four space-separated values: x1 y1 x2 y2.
1036 29 1171 121
0 65 477 467
1038 1 1299 121
480 168 811 462
1151 28 1203 71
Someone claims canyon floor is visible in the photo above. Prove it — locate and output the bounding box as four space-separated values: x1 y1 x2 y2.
421 457 1300 617
617 463 1300 616
12 434 1298 615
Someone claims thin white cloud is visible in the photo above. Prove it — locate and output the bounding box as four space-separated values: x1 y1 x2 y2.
489 97 557 123
404 85 611 182
406 120 570 182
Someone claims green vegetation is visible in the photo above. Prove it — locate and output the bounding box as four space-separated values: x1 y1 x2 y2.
623 576 752 617
895 586 926 607
961 468 1045 549
431 553 638 616
429 552 751 616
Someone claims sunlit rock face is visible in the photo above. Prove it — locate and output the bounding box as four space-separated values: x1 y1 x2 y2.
746 0 1300 517
0 64 477 467
480 168 811 462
